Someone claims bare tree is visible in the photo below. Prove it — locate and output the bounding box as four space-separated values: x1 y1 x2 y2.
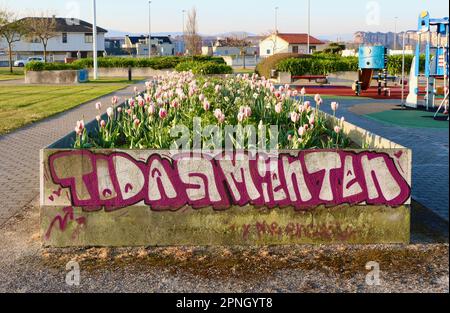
184 7 202 56
227 34 252 69
25 12 57 62
0 9 29 72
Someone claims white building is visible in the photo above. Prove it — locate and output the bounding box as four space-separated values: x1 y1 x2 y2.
0 17 107 62
259 33 325 58
122 35 175 57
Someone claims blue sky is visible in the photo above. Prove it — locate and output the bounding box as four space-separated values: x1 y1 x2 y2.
1 0 448 38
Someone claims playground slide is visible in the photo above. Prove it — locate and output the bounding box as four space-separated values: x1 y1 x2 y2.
359 69 374 91
406 56 418 108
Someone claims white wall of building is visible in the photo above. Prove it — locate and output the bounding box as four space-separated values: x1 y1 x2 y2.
202 46 258 57
2 32 105 53
0 32 105 62
260 36 289 57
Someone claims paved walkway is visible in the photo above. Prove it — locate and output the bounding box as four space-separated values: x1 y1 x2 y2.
0 81 146 225
319 98 449 221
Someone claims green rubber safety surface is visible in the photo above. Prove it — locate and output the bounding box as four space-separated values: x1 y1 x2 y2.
364 109 449 129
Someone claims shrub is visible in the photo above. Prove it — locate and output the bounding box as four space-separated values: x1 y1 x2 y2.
70 56 226 70
175 61 233 75
276 55 358 75
386 54 426 75
256 53 311 78
25 61 83 71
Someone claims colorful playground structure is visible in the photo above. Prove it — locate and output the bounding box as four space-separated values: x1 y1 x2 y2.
353 45 390 97
403 11 449 118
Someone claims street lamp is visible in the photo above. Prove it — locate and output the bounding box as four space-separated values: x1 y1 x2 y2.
92 0 98 80
275 6 279 33
182 9 186 55
148 1 152 58
394 16 399 50
274 6 279 55
307 0 311 54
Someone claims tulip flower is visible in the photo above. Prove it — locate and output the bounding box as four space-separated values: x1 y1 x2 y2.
331 102 339 112
203 100 210 111
275 103 283 114
298 126 305 137
314 94 322 103
159 108 168 119
95 102 102 111
107 107 114 118
148 104 155 115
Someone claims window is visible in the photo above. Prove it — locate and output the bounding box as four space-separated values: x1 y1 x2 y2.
292 45 299 53
84 33 93 44
27 36 41 43
267 49 271 55
62 33 68 44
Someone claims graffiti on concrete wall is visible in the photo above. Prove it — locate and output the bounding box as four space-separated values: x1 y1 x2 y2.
46 150 411 211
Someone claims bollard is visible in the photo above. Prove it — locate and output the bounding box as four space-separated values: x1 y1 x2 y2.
128 67 132 81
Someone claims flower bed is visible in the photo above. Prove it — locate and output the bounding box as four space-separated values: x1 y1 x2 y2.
73 72 350 150
40 72 412 247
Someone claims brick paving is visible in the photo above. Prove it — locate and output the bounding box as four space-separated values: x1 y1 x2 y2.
319 98 449 221
0 82 146 224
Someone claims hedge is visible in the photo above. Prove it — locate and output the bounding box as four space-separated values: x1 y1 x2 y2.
276 56 358 76
175 61 233 75
71 56 225 69
386 54 426 75
256 53 311 78
25 61 83 71
276 53 425 76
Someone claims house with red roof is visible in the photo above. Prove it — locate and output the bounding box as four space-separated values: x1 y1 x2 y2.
259 33 325 57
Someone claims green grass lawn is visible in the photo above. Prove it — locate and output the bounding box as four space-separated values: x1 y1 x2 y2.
0 84 127 135
0 67 24 81
233 68 256 74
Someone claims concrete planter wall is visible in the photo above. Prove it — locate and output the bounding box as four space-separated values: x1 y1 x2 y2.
40 115 412 247
87 68 173 78
328 71 359 84
25 69 89 84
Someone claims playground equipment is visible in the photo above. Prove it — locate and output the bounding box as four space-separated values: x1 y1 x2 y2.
353 45 389 96
404 11 449 117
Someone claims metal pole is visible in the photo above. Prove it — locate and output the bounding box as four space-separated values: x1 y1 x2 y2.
182 10 186 55
275 6 279 32
307 0 311 54
394 17 398 50
93 0 98 80
401 31 406 106
274 6 279 55
148 1 152 58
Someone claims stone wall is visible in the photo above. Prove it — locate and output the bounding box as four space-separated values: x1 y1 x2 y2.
25 70 88 84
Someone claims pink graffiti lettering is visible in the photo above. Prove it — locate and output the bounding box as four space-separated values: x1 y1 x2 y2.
48 150 411 211
45 206 86 239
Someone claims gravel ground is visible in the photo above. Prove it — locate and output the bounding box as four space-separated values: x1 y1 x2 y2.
0 198 448 293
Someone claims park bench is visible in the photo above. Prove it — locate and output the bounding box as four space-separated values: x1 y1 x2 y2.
291 75 329 84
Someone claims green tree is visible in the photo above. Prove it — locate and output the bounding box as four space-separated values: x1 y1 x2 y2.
0 10 30 73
